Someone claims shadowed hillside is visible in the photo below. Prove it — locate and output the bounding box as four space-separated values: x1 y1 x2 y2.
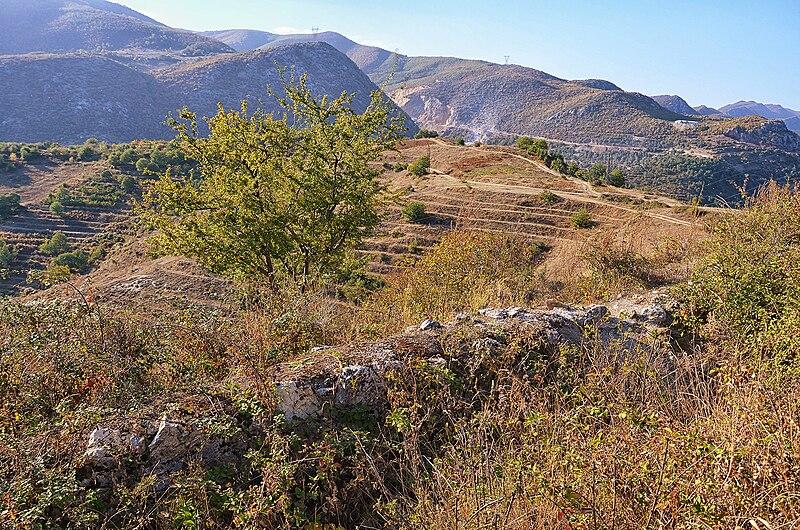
0 0 232 56
0 43 418 144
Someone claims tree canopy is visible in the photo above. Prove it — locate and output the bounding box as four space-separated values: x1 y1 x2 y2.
139 73 406 289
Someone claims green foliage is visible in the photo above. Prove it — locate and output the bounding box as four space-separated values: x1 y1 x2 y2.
453 136 465 146
684 182 800 364
407 155 430 176
570 208 593 229
607 168 626 187
401 201 426 223
392 162 408 172
51 249 88 272
119 175 137 193
49 200 65 216
0 193 21 220
414 129 439 139
39 231 71 256
140 72 405 288
46 172 129 208
585 163 607 183
537 190 560 205
0 241 14 277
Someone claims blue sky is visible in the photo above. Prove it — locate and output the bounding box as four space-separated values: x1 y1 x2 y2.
119 0 800 110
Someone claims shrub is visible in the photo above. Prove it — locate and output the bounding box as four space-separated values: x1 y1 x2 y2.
39 231 71 256
407 155 430 176
414 129 439 139
538 190 560 205
570 208 593 228
393 162 408 172
0 193 20 219
361 230 544 330
607 168 626 187
453 136 465 146
51 249 88 272
401 201 426 223
0 241 13 275
684 182 800 364
120 175 136 193
49 200 65 216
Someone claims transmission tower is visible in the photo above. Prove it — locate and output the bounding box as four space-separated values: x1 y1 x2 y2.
312 27 319 39
504 55 510 65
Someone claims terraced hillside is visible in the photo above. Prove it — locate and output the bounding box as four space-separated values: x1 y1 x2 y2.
1 139 704 307
361 139 698 278
0 203 129 295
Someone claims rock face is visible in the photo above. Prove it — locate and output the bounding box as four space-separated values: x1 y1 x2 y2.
723 119 800 151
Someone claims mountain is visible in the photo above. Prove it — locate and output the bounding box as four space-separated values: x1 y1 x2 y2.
155 43 417 136
201 29 689 146
651 95 695 115
720 100 799 120
0 43 418 144
693 105 722 116
201 29 394 73
0 0 232 56
719 100 800 132
0 54 174 144
200 29 277 52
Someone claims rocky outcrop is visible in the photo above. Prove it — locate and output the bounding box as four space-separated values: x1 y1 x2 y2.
723 119 800 151
80 291 679 489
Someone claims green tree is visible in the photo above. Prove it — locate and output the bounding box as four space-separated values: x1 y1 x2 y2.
0 241 14 278
0 193 20 219
140 73 406 289
39 231 71 256
586 163 608 183
607 169 626 187
402 201 426 223
407 155 430 176
414 129 439 139
51 249 88 272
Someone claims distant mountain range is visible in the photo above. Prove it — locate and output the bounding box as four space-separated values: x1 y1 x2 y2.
0 0 232 58
0 1 798 204
647 95 800 133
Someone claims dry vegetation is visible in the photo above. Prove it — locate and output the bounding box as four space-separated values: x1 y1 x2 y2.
1 140 798 529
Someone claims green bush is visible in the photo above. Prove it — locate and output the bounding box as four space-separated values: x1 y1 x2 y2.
39 232 71 256
685 182 800 364
570 208 593 229
407 156 430 176
0 193 20 219
51 249 88 272
0 241 14 275
49 200 65 216
538 190 560 205
607 168 626 187
414 129 439 139
401 201 426 223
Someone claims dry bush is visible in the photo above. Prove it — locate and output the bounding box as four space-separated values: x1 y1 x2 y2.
356 230 545 334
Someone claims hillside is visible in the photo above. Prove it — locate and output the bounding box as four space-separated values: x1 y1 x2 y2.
155 43 415 133
0 43 418 144
4 136 800 528
0 0 232 57
0 54 175 144
652 94 696 115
